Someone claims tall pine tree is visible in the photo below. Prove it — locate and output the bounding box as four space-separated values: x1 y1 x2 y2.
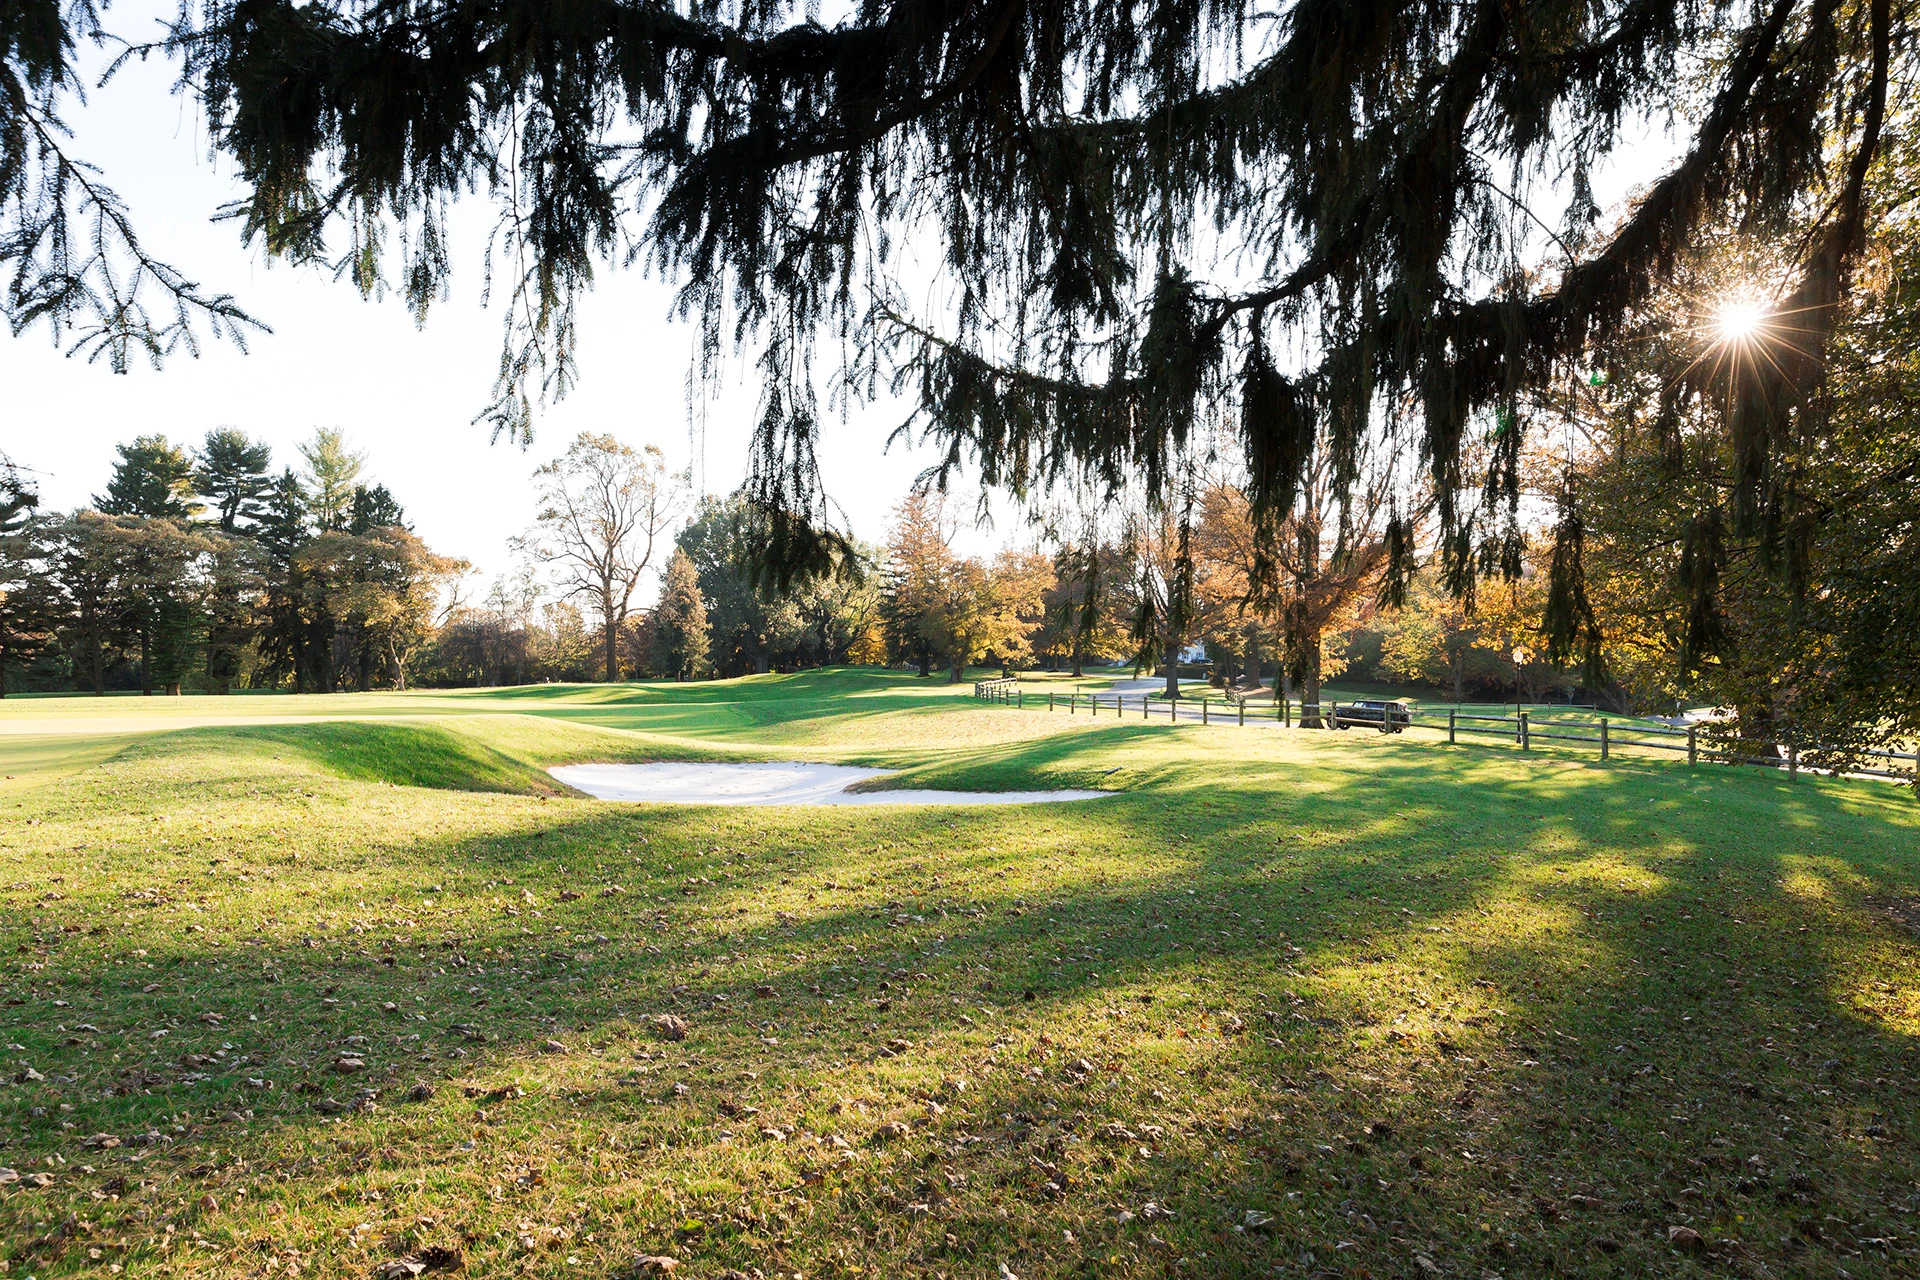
95 435 201 523
193 428 275 533
648 548 711 681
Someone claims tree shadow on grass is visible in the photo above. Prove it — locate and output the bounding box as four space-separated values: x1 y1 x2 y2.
3 725 1917 1277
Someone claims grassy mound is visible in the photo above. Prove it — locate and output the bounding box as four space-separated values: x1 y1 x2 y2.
96 714 763 799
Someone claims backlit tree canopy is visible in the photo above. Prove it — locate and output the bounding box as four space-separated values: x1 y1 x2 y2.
5 1 1900 614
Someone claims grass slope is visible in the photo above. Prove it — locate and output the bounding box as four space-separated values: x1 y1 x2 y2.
0 673 1916 1279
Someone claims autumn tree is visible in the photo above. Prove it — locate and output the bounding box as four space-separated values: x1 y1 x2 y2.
109 515 217 695
879 492 958 678
978 548 1054 677
1374 572 1493 705
1037 492 1130 676
301 527 466 691
47 513 131 695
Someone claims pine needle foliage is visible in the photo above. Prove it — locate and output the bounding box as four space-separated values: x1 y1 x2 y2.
43 0 1903 621
1 0 263 362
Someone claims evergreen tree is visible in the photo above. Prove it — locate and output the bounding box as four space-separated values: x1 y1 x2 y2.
255 470 311 561
95 435 201 522
193 428 275 532
0 453 50 697
256 469 316 690
299 429 366 533
0 452 35 534
676 495 808 677
201 534 262 694
0 0 259 365
94 0 1880 622
347 483 407 535
648 548 711 681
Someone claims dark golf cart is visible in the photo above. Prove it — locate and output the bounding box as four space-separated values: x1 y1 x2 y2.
1335 699 1412 732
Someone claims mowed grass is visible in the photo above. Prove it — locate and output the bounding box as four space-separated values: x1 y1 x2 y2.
0 671 1916 1279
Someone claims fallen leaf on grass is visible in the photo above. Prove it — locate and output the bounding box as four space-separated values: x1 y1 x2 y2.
651 1014 688 1042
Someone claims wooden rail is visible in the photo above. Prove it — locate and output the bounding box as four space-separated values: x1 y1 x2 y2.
970 684 1920 787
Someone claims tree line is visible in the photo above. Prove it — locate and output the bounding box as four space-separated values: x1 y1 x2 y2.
0 431 460 695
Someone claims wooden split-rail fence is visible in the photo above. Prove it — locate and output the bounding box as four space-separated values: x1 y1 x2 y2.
971 680 1920 787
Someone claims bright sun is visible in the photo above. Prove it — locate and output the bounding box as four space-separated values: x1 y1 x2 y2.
1714 299 1767 343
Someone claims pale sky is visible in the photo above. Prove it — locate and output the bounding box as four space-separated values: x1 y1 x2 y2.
0 5 945 590
3 4 1680 597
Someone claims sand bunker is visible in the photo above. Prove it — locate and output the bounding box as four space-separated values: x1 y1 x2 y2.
550 761 1116 806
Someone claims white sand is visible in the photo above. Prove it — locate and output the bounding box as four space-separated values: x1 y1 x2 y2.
549 761 1116 806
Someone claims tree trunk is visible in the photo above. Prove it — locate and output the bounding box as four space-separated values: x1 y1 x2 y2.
1162 638 1180 699
949 650 964 683
754 648 770 675
604 619 620 683
389 638 407 691
1299 631 1324 728
1071 644 1084 678
139 625 152 695
916 640 931 678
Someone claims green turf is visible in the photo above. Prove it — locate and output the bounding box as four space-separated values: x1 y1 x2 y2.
1 669 1916 1278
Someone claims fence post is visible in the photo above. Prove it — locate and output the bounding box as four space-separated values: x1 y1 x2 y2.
1687 724 1698 767
1448 708 1456 744
1599 718 1609 761
1202 699 1209 725
1142 696 1148 720
1048 692 1054 712
1519 710 1530 750
1284 698 1291 728
1787 741 1798 782
1238 699 1245 727
1018 689 1024 710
